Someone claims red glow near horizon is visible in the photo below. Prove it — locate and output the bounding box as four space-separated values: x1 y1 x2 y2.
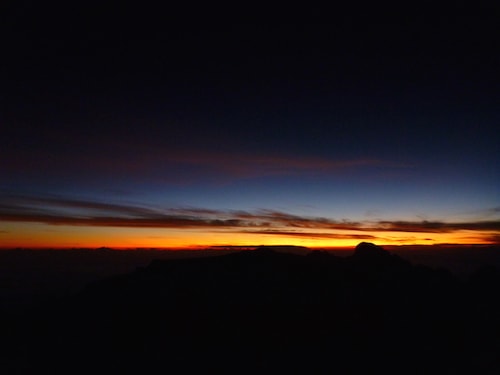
1 220 497 250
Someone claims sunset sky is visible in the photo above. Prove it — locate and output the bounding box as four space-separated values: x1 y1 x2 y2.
1 4 499 248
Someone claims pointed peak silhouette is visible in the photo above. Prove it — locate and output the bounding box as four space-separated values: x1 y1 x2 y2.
351 242 411 271
353 242 391 258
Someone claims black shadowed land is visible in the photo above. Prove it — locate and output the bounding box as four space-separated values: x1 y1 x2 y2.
1 243 499 374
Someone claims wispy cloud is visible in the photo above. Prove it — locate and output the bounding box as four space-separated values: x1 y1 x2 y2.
1 194 498 244
0 194 159 217
166 152 389 178
237 229 381 241
377 220 500 233
1 146 396 182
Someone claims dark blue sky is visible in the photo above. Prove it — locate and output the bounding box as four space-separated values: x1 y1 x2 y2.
1 3 499 247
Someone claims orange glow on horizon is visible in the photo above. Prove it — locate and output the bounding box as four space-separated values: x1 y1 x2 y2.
1 221 497 249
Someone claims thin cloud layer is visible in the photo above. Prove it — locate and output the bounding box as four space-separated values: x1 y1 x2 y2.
1 145 394 182
166 153 389 178
237 229 380 241
1 194 498 245
378 220 500 233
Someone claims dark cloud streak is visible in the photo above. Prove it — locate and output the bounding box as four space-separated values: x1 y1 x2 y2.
0 145 397 183
0 195 498 243
237 229 380 240
379 220 500 233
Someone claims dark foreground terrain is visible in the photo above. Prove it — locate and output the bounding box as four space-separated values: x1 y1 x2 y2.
1 243 499 374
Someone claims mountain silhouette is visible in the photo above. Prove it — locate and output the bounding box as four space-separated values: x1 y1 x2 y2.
1 243 499 374
353 241 390 257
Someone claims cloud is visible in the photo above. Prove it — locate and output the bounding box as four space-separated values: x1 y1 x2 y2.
237 229 381 240
0 194 498 244
377 220 500 233
0 212 245 228
228 210 363 231
95 152 391 184
483 234 500 243
0 194 159 217
166 153 388 178
169 207 227 216
1 146 394 183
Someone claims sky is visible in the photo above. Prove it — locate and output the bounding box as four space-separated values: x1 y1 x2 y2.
1 3 499 248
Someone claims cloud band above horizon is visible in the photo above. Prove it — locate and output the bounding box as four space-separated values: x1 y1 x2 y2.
1 194 498 248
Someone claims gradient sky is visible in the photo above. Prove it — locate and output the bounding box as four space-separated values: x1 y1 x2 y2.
1 4 499 248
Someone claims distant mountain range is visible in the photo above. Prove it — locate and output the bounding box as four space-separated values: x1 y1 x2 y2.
1 243 499 374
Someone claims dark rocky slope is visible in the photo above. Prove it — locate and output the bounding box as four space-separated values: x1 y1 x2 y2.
2 243 499 374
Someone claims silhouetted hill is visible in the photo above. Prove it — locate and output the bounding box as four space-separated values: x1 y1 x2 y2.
1 243 499 374
353 241 389 257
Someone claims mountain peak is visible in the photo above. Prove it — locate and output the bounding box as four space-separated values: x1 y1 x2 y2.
353 242 390 258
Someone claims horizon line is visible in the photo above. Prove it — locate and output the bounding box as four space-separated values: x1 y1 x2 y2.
1 243 497 251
